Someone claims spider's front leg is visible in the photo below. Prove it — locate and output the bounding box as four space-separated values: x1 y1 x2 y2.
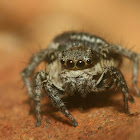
33 71 46 126
104 67 135 114
108 44 140 96
34 71 78 127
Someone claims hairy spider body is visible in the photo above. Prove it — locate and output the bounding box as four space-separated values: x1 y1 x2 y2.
21 31 139 127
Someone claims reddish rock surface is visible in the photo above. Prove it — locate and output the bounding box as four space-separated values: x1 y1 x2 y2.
0 48 140 140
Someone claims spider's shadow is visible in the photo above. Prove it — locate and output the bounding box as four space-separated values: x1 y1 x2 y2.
42 89 128 126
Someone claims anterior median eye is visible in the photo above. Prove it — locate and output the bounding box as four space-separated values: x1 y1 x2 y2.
76 60 85 68
67 60 75 68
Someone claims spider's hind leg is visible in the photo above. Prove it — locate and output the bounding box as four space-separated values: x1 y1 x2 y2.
132 54 140 96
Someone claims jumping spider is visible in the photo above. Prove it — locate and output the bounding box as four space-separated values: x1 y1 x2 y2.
21 31 140 127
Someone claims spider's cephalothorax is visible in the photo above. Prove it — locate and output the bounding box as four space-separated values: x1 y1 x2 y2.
21 31 139 127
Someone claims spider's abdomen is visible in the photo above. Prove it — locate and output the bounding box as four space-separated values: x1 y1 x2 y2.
52 31 108 52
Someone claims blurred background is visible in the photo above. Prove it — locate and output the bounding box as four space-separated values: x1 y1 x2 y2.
0 0 140 139
1 0 140 53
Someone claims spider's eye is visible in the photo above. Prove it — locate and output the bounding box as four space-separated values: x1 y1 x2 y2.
87 59 91 64
67 60 75 68
76 60 85 68
61 59 65 64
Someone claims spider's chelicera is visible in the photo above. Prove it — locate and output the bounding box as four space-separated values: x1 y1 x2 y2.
21 31 140 127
